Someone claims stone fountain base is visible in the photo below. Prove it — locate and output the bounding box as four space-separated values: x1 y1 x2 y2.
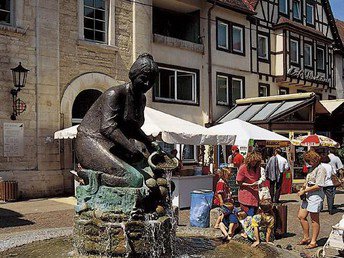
74 211 175 257
73 169 176 257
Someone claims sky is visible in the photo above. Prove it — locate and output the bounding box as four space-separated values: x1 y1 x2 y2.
330 0 344 20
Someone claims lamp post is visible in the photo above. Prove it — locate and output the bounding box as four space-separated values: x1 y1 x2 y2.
10 62 29 120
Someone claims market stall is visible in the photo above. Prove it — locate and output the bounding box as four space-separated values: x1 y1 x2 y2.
209 118 291 194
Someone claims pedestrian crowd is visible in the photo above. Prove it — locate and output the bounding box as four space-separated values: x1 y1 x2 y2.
213 146 343 250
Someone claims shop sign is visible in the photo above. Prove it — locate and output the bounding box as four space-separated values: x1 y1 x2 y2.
287 67 331 84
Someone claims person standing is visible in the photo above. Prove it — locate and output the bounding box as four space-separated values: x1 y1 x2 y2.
319 153 337 215
328 149 343 177
266 148 289 203
231 145 244 168
236 152 262 216
297 150 326 249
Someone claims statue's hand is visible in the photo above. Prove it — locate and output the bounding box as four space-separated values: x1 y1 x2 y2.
131 150 145 163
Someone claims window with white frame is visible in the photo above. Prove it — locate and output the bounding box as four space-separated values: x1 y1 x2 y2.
216 74 244 106
157 142 197 163
306 3 314 25
293 0 301 20
231 78 243 105
0 0 11 24
258 34 269 60
304 43 313 67
279 87 289 95
279 0 288 14
316 47 325 71
232 25 244 53
217 20 229 50
155 66 198 104
259 84 270 97
290 39 299 64
182 145 197 163
84 0 107 43
217 75 229 105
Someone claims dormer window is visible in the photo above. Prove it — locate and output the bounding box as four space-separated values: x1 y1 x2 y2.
279 0 288 15
293 0 301 21
306 3 314 25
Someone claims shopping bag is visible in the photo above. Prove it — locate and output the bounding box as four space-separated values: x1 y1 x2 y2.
273 204 287 236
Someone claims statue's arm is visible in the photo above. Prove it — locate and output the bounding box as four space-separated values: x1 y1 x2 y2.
99 91 139 155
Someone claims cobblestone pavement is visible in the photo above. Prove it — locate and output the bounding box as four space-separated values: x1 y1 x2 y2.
0 192 343 257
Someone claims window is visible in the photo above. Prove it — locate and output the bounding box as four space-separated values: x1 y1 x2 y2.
306 3 314 25
217 20 229 50
304 43 313 67
279 87 289 95
315 93 322 100
182 145 197 163
293 0 301 20
290 39 299 64
279 0 288 14
328 95 336 100
153 7 201 44
0 0 11 24
316 47 325 71
232 78 244 106
259 84 270 97
329 53 332 76
217 75 229 105
84 0 107 43
232 25 244 53
155 66 198 104
216 73 244 106
342 58 344 78
258 34 269 61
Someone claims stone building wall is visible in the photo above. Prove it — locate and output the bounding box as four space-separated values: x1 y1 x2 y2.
0 0 134 199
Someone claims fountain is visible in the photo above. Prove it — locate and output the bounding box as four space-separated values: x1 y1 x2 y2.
73 53 177 257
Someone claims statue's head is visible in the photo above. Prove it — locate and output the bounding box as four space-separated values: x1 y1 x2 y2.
129 53 159 93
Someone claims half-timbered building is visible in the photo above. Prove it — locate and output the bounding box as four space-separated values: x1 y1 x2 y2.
248 0 342 100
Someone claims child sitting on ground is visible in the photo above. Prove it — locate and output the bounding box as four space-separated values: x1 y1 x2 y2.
251 199 275 247
237 211 255 241
214 167 233 229
218 202 239 241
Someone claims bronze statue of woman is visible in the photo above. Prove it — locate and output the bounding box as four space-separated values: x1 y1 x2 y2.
75 53 159 188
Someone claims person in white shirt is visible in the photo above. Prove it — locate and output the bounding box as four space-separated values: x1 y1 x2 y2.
266 148 290 203
320 153 336 215
328 150 343 174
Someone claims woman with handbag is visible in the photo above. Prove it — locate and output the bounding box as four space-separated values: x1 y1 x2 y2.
297 150 326 249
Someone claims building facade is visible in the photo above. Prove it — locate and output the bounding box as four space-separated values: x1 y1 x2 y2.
0 0 133 198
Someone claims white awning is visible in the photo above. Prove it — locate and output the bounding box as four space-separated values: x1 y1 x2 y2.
209 118 290 147
54 107 236 145
320 99 344 114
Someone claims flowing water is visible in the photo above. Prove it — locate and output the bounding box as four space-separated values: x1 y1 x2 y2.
0 236 276 258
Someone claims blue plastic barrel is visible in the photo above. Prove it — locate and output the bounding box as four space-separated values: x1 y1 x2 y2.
190 189 214 228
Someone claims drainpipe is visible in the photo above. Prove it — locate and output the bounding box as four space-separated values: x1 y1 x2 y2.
207 0 216 126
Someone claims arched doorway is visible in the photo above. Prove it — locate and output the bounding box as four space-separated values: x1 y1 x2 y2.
72 89 102 125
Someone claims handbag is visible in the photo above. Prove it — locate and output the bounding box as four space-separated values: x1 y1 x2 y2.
331 174 342 187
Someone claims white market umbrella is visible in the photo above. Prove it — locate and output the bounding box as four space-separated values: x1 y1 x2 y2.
54 107 236 145
209 118 290 147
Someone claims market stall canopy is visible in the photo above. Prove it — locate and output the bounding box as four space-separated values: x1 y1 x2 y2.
218 92 329 124
54 107 236 145
320 99 344 114
210 118 290 147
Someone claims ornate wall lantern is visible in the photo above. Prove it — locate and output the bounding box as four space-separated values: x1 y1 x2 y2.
10 62 29 120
